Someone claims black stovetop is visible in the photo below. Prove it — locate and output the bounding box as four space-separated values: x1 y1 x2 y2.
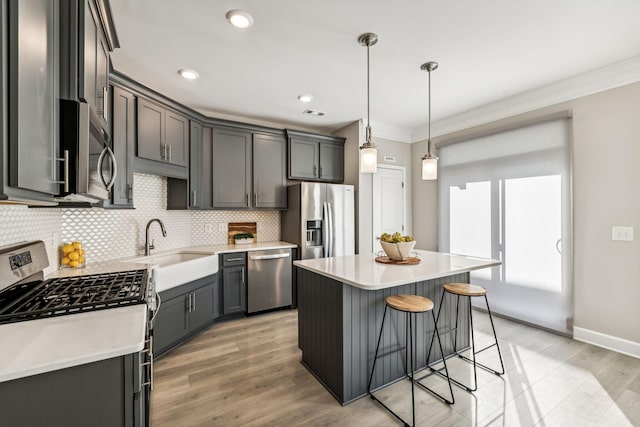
0 269 148 324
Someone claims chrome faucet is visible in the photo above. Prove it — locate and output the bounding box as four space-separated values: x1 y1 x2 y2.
145 218 167 256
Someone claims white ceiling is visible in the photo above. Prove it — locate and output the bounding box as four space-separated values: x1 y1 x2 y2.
109 0 640 141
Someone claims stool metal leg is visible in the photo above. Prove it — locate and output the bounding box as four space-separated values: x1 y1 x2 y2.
368 304 388 393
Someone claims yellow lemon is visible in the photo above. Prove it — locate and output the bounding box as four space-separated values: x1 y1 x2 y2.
68 251 79 261
61 257 70 265
79 249 85 255
69 260 79 268
78 256 85 264
62 244 74 254
72 241 82 250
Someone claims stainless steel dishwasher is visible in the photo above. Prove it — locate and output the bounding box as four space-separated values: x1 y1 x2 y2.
247 248 292 314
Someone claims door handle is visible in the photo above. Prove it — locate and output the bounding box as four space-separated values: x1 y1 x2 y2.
105 145 118 190
103 86 108 121
250 253 290 260
55 150 70 192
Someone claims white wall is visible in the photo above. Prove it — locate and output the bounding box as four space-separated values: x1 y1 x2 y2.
411 81 640 350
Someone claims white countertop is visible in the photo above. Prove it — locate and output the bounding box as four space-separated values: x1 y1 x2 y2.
294 250 501 290
0 305 147 383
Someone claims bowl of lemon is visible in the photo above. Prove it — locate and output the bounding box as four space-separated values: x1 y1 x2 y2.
60 241 86 269
379 232 416 260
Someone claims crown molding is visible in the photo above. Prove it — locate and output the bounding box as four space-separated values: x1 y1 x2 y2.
411 55 640 142
369 121 413 143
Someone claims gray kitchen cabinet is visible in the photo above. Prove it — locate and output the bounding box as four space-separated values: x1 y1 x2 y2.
153 274 218 357
253 132 287 209
1 0 60 204
104 84 134 208
220 253 247 315
0 352 148 426
59 0 119 130
188 121 203 208
137 96 188 168
210 127 287 210
287 129 345 182
211 127 252 208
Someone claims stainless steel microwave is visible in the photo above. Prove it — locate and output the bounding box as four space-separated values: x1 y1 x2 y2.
57 100 117 203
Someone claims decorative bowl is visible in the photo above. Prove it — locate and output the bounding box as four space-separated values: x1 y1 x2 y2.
380 241 416 260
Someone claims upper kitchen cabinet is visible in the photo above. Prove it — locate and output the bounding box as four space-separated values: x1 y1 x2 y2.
1 0 61 204
210 127 287 210
137 97 189 168
103 84 134 208
59 0 120 131
286 129 345 182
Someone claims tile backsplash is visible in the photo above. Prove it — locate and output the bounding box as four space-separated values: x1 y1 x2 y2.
0 173 281 267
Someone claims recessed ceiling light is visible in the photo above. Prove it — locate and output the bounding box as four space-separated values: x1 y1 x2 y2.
178 68 199 80
226 10 254 29
303 109 326 116
298 94 314 103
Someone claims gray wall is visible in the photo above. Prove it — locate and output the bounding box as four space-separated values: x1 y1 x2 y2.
411 81 640 344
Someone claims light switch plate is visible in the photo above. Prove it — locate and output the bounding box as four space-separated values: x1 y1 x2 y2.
612 226 634 241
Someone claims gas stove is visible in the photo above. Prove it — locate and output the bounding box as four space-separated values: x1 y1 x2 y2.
0 241 150 325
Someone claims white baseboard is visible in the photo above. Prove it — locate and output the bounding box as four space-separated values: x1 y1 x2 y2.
573 327 640 359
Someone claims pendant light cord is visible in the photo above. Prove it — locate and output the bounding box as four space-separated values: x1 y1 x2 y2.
427 69 432 156
366 42 372 144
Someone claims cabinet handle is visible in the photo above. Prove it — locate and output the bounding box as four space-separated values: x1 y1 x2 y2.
241 268 245 284
103 86 108 121
246 193 249 207
313 165 317 176
254 193 258 206
191 293 196 311
191 190 197 206
55 150 69 192
127 184 133 203
319 165 323 178
186 294 191 312
226 257 243 262
161 144 166 161
168 144 172 163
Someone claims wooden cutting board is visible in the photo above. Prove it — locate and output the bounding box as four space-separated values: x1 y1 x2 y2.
228 222 257 244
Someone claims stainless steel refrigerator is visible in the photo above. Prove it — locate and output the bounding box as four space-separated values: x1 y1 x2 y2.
281 183 355 259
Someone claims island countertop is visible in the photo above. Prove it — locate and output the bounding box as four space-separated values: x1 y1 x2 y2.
294 250 501 290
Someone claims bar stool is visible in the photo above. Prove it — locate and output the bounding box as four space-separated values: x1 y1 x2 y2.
368 294 454 427
428 283 505 392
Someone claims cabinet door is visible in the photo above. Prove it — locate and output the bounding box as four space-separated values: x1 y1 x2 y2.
222 266 246 314
153 295 188 355
6 0 60 196
107 86 135 207
201 126 213 209
82 0 97 109
319 142 344 182
95 34 109 125
165 110 189 167
211 128 252 208
137 97 165 162
253 133 287 209
289 138 319 180
189 121 203 208
189 284 216 332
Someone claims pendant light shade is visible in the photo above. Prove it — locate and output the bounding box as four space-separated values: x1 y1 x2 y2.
358 33 379 174
421 61 439 180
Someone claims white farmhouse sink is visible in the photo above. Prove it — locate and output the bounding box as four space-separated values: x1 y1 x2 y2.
131 251 218 292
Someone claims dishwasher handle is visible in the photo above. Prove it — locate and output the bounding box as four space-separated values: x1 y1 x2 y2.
249 253 291 261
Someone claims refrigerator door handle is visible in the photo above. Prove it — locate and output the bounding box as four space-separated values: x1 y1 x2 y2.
322 202 329 258
327 202 334 257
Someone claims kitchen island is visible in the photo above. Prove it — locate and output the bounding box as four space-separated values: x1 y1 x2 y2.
294 250 500 404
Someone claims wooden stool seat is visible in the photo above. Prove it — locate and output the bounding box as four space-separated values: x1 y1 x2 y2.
386 294 434 313
443 282 486 297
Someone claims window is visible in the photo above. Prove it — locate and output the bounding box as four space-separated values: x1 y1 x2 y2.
438 117 573 335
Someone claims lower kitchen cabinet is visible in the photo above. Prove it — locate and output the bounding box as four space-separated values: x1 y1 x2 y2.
153 274 218 357
220 253 247 315
0 353 148 427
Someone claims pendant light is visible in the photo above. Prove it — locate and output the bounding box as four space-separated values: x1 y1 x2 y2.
421 61 439 180
358 33 379 174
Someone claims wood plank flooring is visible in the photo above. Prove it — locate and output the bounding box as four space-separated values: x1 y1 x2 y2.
151 309 640 426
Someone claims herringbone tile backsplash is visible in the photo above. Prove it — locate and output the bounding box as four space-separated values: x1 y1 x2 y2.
0 173 281 267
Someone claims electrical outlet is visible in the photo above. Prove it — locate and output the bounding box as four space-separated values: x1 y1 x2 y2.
218 223 228 232
204 224 214 233
612 226 634 242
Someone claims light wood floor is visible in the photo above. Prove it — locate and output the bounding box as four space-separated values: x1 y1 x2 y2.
151 309 640 426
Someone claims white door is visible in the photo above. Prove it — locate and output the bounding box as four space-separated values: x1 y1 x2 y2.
372 165 406 254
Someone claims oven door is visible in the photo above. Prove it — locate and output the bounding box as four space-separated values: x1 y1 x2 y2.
59 100 117 202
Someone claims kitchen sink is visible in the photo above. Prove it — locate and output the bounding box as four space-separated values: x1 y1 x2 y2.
131 251 218 292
